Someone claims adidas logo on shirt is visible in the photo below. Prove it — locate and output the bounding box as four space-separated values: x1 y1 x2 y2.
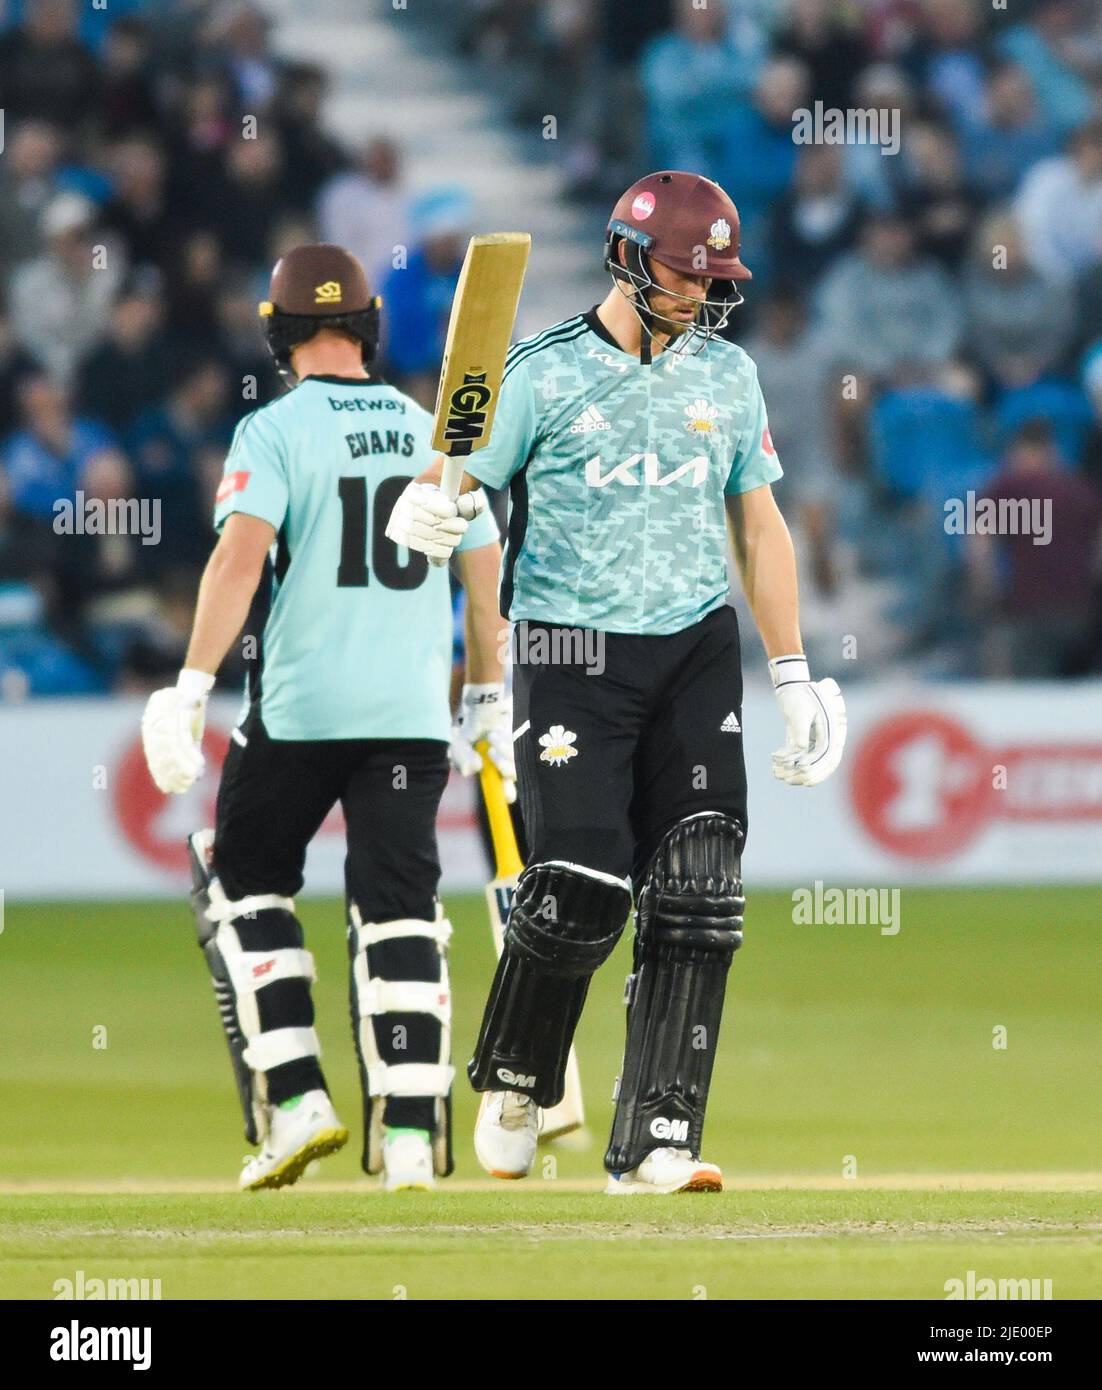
569 404 611 433
720 712 741 733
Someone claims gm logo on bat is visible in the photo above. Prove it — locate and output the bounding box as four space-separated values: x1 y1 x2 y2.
444 371 493 445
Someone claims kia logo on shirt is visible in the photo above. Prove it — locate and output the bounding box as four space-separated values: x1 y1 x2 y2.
584 453 710 487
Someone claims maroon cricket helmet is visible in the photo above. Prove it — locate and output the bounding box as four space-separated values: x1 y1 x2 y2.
604 172 750 357
606 170 752 282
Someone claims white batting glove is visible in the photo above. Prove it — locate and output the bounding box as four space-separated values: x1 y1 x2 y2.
450 682 516 803
428 488 489 568
768 655 847 787
385 481 486 564
141 668 214 794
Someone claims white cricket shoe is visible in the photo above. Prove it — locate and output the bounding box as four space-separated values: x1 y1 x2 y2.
604 1146 722 1195
381 1128 435 1192
474 1090 540 1179
239 1089 349 1191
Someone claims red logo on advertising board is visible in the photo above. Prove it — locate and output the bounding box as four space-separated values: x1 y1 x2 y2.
113 728 229 873
111 723 478 876
850 710 1102 860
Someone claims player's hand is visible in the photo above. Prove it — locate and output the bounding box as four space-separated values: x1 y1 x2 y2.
385 481 486 565
768 655 846 787
427 488 489 568
141 669 215 794
450 682 516 802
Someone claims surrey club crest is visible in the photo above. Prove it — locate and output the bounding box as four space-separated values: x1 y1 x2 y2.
684 398 718 434
539 725 578 767
706 218 731 251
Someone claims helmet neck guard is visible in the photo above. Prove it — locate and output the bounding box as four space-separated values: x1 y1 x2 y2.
258 300 381 383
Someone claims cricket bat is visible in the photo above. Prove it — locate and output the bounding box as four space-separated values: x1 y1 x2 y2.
475 740 586 1142
432 232 531 502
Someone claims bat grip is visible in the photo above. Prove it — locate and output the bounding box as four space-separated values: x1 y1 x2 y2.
439 456 464 500
428 450 472 565
439 438 474 500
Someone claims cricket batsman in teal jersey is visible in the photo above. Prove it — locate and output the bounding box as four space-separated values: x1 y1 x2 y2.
390 172 848 1194
140 244 511 1192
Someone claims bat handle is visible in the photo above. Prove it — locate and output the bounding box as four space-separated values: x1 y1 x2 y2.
440 455 465 500
428 452 469 566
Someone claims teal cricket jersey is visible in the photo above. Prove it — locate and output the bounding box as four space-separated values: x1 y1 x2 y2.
469 309 783 636
213 374 500 741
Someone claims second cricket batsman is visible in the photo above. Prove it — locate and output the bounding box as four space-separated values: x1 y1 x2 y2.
139 244 508 1193
391 170 847 1194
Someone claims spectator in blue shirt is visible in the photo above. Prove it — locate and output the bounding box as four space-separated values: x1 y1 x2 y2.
640 0 764 174
717 57 809 278
2 372 119 521
957 63 1058 201
996 0 1093 138
126 355 231 572
380 187 473 405
840 63 915 212
897 0 988 131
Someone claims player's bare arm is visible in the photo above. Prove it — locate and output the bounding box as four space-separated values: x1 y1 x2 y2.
727 483 846 787
726 483 802 659
140 512 274 795
456 541 505 684
185 512 276 675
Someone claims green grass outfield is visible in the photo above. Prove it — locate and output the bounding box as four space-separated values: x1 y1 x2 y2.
1 887 1099 1298
4 1190 1099 1300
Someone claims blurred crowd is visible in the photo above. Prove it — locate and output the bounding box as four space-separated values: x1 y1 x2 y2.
1 0 1101 695
0 0 478 697
452 0 1102 678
